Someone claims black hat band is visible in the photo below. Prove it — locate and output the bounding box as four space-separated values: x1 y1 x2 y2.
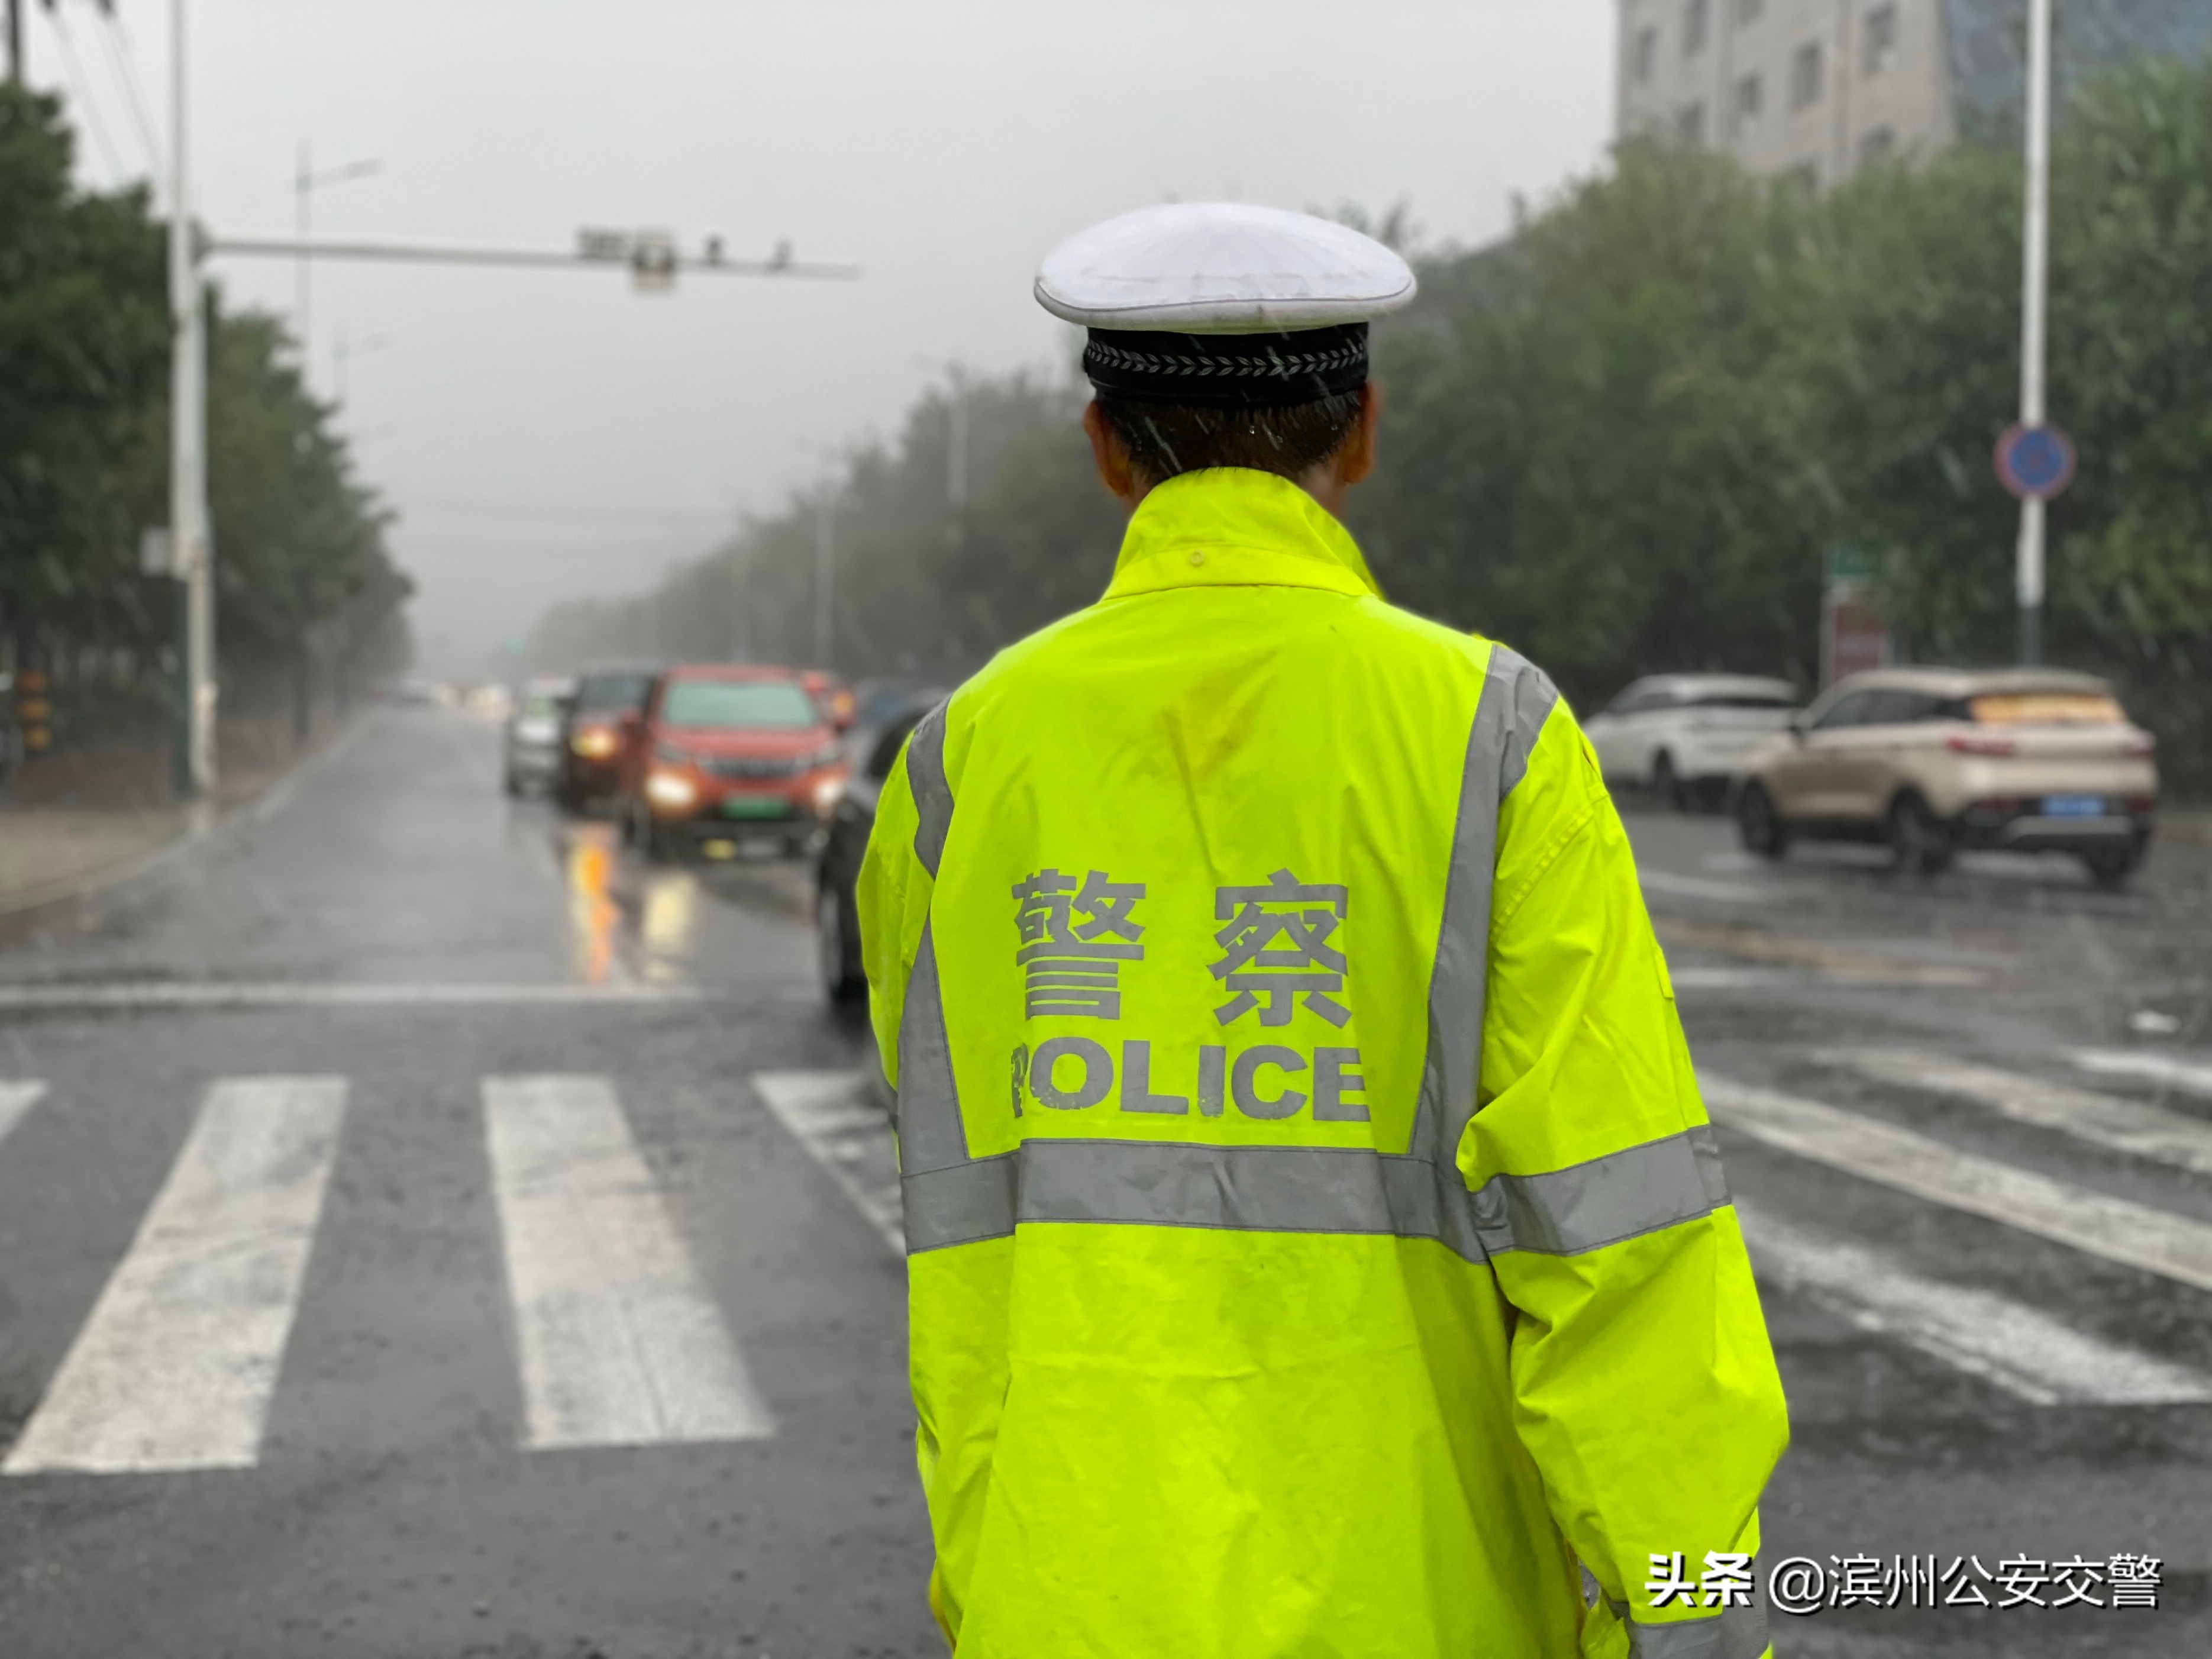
1082 323 1368 408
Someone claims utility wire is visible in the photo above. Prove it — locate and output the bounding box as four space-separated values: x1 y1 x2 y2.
46 4 128 183
94 2 164 189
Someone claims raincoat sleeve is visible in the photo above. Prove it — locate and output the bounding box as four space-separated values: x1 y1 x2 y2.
1463 705 1789 1659
857 745 930 1092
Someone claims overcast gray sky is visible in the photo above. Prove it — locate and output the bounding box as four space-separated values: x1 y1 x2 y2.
25 1 1618 678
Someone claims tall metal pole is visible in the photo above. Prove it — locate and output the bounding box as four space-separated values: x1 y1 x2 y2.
813 493 835 668
7 0 23 84
170 0 213 797
295 140 311 374
947 391 968 549
2016 0 2052 666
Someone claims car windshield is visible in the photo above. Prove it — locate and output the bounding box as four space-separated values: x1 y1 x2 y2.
521 691 566 719
661 679 820 730
1969 692 2125 725
573 673 653 714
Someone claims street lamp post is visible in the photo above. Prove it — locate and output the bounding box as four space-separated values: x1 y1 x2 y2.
2016 0 2052 665
169 0 214 799
813 492 836 669
295 144 380 387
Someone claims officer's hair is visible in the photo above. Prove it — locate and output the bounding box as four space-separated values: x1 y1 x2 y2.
1094 390 1365 488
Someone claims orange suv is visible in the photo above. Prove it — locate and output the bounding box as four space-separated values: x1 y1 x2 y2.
619 666 849 859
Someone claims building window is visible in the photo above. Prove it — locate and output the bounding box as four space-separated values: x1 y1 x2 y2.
1635 25 1660 83
1736 0 1764 23
1735 73 1764 131
1859 126 1897 167
1791 40 1825 108
1863 4 1900 76
1684 0 1710 56
1677 102 1708 148
1785 161 1822 193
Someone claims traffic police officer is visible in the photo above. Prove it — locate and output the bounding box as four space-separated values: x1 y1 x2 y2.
859 202 1788 1658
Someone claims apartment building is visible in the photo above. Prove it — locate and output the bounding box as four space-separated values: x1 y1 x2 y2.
1616 0 2212 188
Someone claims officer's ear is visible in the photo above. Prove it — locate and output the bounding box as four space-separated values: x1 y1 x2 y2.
1335 382 1383 489
1082 400 1148 511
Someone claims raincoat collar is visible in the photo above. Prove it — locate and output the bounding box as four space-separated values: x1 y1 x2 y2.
1101 468 1383 602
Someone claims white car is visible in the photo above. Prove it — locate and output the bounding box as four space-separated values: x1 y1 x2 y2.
1583 673 1800 808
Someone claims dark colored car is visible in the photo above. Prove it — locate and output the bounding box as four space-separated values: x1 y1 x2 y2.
619 665 850 859
816 689 947 1004
556 661 659 809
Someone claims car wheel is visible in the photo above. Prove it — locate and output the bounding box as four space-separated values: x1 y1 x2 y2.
1887 792 1953 875
2082 844 2141 890
1737 782 1789 860
818 885 867 1005
1651 751 1683 811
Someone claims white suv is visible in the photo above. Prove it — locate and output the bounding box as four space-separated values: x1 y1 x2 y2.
1584 674 1800 809
1735 667 2159 885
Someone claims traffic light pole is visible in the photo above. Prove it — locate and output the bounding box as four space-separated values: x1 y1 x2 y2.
160 7 856 803
2015 0 2052 666
170 0 214 799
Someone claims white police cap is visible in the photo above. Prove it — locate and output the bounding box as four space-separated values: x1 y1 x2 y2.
1035 202 1416 334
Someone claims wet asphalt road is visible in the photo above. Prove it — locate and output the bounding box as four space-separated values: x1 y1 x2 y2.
1 704 2208 1658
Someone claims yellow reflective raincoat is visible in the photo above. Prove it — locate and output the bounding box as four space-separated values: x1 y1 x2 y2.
858 466 1788 1658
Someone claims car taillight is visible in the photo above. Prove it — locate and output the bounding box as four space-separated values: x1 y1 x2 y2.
1945 732 2017 757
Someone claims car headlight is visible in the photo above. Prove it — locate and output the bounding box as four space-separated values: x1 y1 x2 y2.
571 726 619 759
812 775 844 814
645 770 697 809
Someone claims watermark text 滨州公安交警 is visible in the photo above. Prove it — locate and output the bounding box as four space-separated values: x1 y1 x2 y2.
1642 1551 2162 1616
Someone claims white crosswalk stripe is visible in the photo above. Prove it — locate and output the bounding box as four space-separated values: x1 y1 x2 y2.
5 1051 2208 1479
1703 1072 2212 1293
753 1070 902 1254
482 1075 775 1450
1738 1202 2212 1406
1817 1048 2212 1176
4 1077 345 1476
2071 1048 2212 1102
0 1080 44 1149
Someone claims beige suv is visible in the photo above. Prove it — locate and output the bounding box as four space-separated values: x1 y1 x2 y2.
1736 667 2158 886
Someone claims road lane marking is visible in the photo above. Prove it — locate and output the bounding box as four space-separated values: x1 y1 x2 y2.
2071 1050 2212 1102
1820 1050 2212 1177
753 1071 902 1254
1700 1073 2212 1293
1655 920 1988 987
0 982 715 1011
1739 1202 2212 1406
3 1077 345 1476
482 1076 774 1450
0 1081 45 1150
1638 869 1781 906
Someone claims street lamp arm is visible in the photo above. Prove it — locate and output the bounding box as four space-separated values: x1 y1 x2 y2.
202 234 862 280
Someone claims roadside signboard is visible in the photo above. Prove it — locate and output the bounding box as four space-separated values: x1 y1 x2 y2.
1820 543 1893 689
1994 422 2076 500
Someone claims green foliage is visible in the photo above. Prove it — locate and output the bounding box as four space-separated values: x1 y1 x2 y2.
0 83 410 695
534 49 2212 788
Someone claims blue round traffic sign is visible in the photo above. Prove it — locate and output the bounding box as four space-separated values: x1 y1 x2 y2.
1995 423 2076 500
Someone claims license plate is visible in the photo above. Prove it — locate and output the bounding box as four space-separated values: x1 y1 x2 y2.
2040 794 2106 817
719 796 793 820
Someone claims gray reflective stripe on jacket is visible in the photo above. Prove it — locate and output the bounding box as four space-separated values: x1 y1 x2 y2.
891 645 1728 1260
1628 1597 1769 1659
